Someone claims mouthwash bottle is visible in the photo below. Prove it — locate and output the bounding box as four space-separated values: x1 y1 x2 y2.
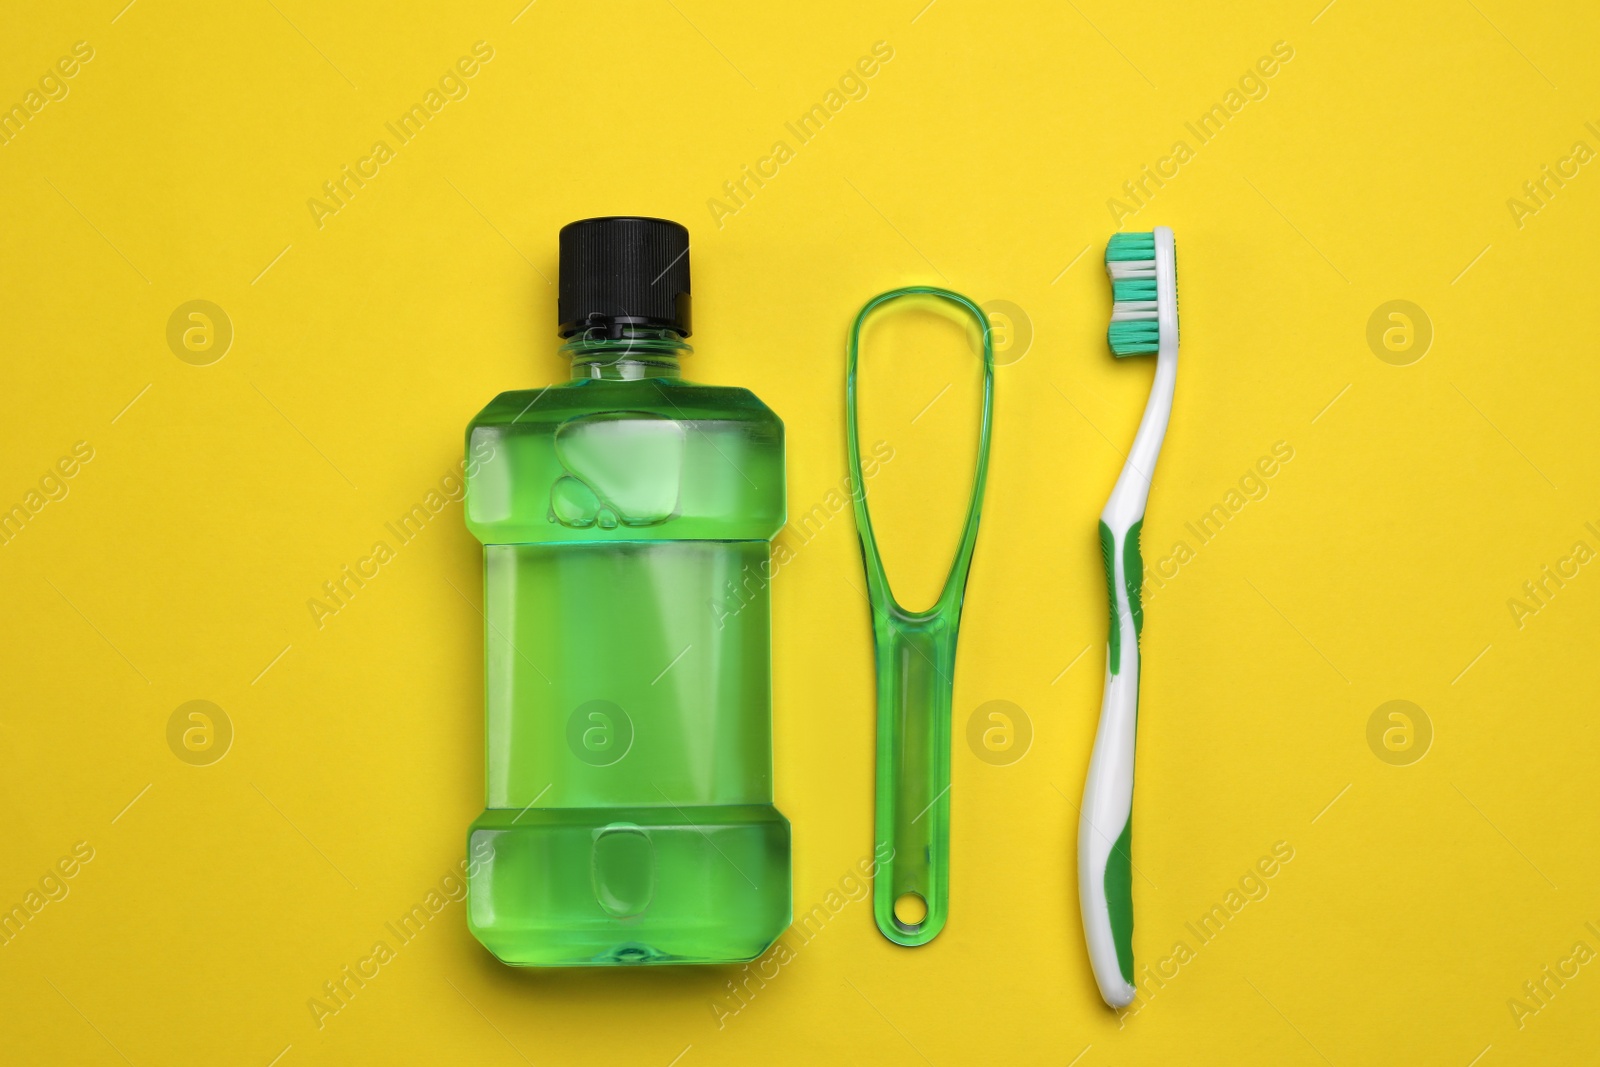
463 217 791 965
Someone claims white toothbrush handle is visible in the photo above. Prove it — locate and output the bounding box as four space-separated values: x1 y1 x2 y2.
1080 515 1143 1008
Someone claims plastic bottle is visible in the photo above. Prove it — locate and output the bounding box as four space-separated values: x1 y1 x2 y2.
463 217 790 965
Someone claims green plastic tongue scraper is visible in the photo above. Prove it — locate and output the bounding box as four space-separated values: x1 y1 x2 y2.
1080 226 1179 1006
846 286 994 947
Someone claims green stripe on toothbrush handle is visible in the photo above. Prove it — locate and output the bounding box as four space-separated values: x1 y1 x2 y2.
1098 520 1120 674
1124 518 1144 640
1098 518 1145 675
1106 816 1134 984
1100 518 1144 984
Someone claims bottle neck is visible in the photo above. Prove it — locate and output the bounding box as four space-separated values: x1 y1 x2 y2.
561 327 690 381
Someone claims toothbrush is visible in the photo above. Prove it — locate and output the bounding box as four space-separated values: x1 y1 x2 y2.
1079 226 1179 1008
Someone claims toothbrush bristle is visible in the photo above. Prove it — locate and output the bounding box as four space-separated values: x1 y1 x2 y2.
1107 319 1159 355
1104 230 1175 358
1105 232 1155 261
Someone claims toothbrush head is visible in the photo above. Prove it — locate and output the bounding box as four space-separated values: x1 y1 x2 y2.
1105 227 1177 358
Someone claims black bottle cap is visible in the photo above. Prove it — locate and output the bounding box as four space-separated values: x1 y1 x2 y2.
557 217 692 338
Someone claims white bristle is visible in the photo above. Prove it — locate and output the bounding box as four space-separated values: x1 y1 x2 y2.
1110 305 1157 320
1107 262 1156 279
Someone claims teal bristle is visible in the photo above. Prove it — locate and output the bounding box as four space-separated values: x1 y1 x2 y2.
1107 321 1158 356
1105 232 1155 261
1111 278 1156 302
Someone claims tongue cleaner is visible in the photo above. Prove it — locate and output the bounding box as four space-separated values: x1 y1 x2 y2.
845 286 995 947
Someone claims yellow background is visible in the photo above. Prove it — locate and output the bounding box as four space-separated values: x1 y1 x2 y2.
2 0 1598 1063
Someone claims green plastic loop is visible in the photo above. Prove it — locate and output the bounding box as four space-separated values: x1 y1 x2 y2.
846 286 995 947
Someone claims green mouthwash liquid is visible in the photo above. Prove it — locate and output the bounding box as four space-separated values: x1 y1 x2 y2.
463 217 791 965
